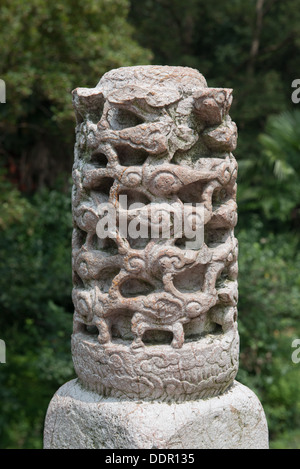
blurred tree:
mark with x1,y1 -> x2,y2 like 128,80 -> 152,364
258,110 -> 300,222
129,0 -> 300,223
0,173 -> 74,448
237,110 -> 300,227
237,222 -> 300,439
0,0 -> 151,191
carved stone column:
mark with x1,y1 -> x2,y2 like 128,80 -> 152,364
44,66 -> 269,449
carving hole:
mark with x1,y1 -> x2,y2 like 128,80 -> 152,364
142,330 -> 173,345
92,235 -> 119,255
185,320 -> 223,337
173,264 -> 206,293
183,316 -> 216,340
128,236 -> 150,250
118,189 -> 151,208
91,177 -> 115,196
110,310 -> 135,341
118,189 -> 151,249
72,227 -> 87,249
110,108 -> 144,130
174,237 -> 186,249
175,235 -> 199,250
75,111 -> 84,125
90,151 -> 108,168
216,268 -> 229,289
116,145 -> 148,167
120,278 -> 155,298
170,150 -> 183,165
205,228 -> 230,247
88,98 -> 104,124
85,325 -> 99,335
177,180 -> 204,205
99,267 -> 121,293
76,97 -> 104,125
212,323 -> 223,335
72,271 -> 84,288
212,187 -> 230,210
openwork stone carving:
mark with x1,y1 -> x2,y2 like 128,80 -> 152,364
71,66 -> 239,401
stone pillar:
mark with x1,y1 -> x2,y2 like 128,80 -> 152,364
44,66 -> 269,449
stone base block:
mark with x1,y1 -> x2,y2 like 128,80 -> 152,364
43,379 -> 269,449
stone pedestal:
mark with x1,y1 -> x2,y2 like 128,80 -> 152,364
44,379 -> 268,449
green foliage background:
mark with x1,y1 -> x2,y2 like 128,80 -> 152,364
0,0 -> 300,449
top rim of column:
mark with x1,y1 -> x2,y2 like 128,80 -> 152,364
96,65 -> 207,93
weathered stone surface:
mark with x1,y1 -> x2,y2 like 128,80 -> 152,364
43,379 -> 269,449
70,65 -> 239,400
44,65 -> 269,450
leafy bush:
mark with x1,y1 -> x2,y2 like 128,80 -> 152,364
238,111 -> 300,224
0,174 -> 75,448
0,0 -> 151,190
236,218 -> 300,439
